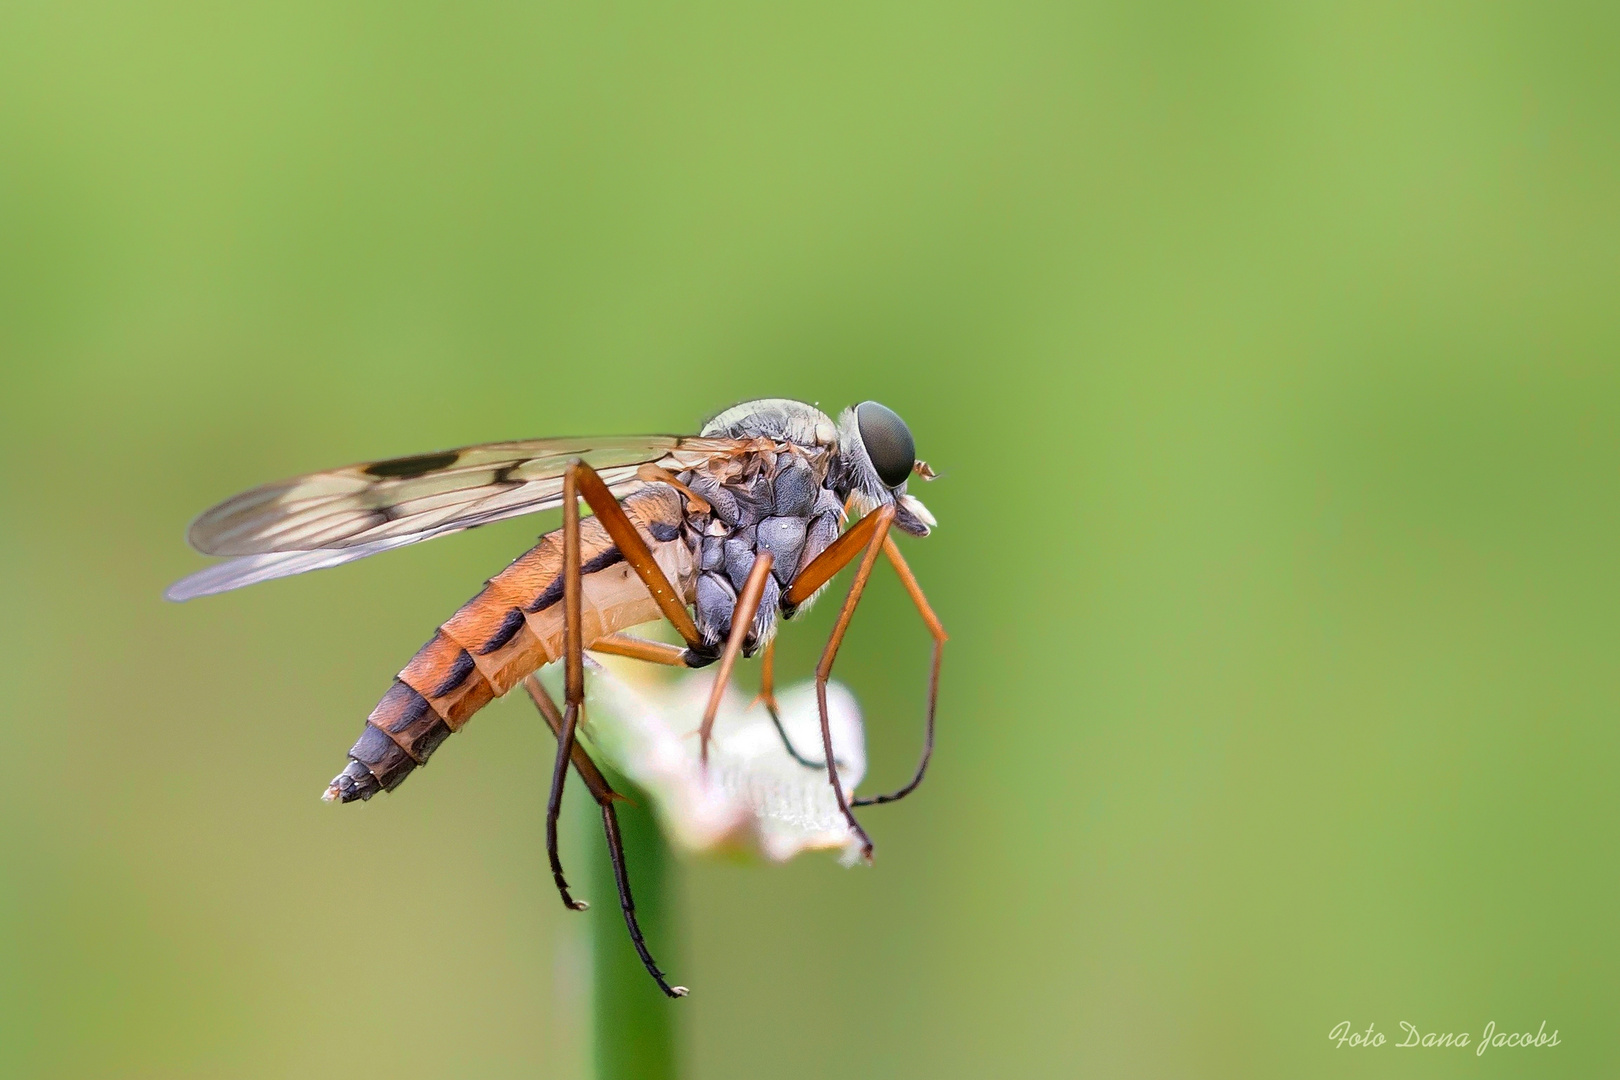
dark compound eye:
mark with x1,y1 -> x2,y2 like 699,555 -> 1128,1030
855,401 -> 916,488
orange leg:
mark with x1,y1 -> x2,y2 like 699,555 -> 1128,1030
782,501 -> 893,610
698,552 -> 775,765
573,464 -> 702,648
543,466 -> 589,911
852,536 -> 946,806
589,633 -> 693,667
637,463 -> 712,515
754,637 -> 833,770
785,504 -> 897,862
523,676 -> 686,998
757,634 -> 779,712
525,675 -> 617,799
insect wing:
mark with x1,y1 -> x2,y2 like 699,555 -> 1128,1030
168,435 -> 746,601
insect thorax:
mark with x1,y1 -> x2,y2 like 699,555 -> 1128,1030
680,401 -> 848,652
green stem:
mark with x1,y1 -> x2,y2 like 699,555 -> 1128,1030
583,786 -> 681,1080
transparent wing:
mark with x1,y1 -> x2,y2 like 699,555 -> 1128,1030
167,435 -> 747,601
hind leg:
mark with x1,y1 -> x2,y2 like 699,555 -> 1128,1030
542,465 -> 590,911
543,461 -> 712,912
523,675 -> 687,998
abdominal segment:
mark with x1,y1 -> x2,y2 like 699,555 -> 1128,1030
325,483 -> 696,802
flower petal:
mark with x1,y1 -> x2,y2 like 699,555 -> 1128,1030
540,657 -> 867,862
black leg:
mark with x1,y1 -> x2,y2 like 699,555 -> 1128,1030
523,675 -> 687,998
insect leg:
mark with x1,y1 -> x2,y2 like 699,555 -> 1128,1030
524,676 -> 687,996
787,504 -> 897,863
543,465 -> 590,911
597,792 -> 688,998
852,535 -> 946,807
522,676 -> 688,998
636,463 -> 712,514
781,502 -> 894,611
594,627 -> 831,769
595,625 -> 835,769
571,462 -> 705,653
697,552 -> 774,765
588,633 -> 695,667
546,457 -> 713,912
754,637 -> 832,770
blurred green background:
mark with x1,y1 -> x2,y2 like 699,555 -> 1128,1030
2,1 -> 1616,1076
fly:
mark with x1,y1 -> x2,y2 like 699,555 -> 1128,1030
169,398 -> 946,997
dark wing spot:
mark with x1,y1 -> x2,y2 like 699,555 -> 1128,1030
364,450 -> 461,479
648,520 -> 680,542
433,648 -> 479,694
476,609 -> 526,655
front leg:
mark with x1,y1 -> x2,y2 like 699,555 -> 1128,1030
852,535 -> 946,807
783,504 -> 897,863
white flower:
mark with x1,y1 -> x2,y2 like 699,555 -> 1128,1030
540,656 -> 868,864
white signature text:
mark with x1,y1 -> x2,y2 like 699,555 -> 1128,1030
1329,1021 -> 1560,1056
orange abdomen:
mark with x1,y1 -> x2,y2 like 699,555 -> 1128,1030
325,485 -> 693,802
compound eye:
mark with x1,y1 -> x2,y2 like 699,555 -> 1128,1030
855,401 -> 916,488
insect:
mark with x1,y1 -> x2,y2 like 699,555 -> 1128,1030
169,398 -> 946,997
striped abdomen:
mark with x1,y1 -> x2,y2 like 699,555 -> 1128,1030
325,484 -> 695,802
